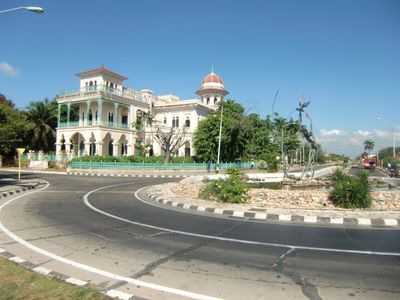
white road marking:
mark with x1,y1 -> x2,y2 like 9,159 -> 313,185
0,181 -> 221,300
330,217 -> 344,224
278,214 -> 292,222
357,218 -> 371,226
66,277 -> 88,286
214,208 -> 224,215
10,256 -> 25,263
33,266 -> 52,275
384,219 -> 398,226
254,213 -> 267,220
233,211 -> 245,218
304,215 -> 317,223
106,289 -> 133,300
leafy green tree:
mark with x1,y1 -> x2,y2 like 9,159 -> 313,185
25,98 -> 58,152
241,113 -> 274,160
0,93 -> 15,107
194,100 -> 247,162
0,103 -> 31,161
378,146 -> 400,165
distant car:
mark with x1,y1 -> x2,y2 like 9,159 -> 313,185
389,164 -> 399,178
351,163 -> 359,168
390,168 -> 399,178
369,160 -> 376,169
363,160 -> 376,169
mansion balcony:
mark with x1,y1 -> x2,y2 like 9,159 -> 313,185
57,85 -> 152,104
58,120 -> 130,130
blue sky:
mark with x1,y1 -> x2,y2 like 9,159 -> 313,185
1,0 -> 399,157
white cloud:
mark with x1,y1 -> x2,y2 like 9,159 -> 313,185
319,129 -> 348,137
373,129 -> 390,138
354,130 -> 372,137
315,126 -> 399,157
0,61 -> 19,77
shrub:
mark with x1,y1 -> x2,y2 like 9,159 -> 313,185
329,168 -> 372,208
171,156 -> 194,163
200,168 -> 248,203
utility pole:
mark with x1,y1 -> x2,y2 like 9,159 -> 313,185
217,104 -> 223,172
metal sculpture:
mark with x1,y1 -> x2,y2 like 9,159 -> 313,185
296,96 -> 318,179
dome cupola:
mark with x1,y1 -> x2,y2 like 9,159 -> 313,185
196,70 -> 228,106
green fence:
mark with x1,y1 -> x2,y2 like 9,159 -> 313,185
69,161 -> 255,170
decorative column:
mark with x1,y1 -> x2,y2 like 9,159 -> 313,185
86,100 -> 91,126
55,143 -> 63,160
126,144 -> 133,156
38,150 -> 44,161
55,143 -> 62,155
57,104 -> 61,127
112,142 -> 119,157
28,150 -> 35,161
67,102 -> 71,127
84,142 -> 91,156
95,142 -> 103,156
97,99 -> 103,126
114,103 -> 119,127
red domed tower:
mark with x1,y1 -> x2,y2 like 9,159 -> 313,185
196,70 -> 229,106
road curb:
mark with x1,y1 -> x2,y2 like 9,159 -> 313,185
145,188 -> 400,228
0,182 -> 41,200
0,248 -> 135,300
67,171 -> 192,178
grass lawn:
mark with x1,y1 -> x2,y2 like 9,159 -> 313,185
0,256 -> 111,300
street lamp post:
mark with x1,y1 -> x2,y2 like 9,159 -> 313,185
376,117 -> 396,158
0,6 -> 44,14
216,104 -> 224,173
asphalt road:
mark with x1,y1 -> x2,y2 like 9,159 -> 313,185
1,171 -> 399,300
347,166 -> 388,177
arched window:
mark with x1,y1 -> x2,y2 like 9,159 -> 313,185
185,118 -> 190,127
108,141 -> 113,156
214,97 -> 217,104
184,141 -> 190,157
172,117 -> 176,128
176,116 -> 179,128
207,97 -> 210,105
164,116 -> 167,124
88,109 -> 93,125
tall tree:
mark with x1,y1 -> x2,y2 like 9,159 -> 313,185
194,100 -> 247,162
153,124 -> 187,163
0,103 -> 30,161
25,98 -> 58,152
0,93 -> 15,107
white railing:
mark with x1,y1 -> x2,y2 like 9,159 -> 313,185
58,85 -> 147,103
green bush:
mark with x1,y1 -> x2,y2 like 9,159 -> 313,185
13,158 -> 29,167
329,168 -> 372,209
171,156 -> 194,163
200,168 -> 248,203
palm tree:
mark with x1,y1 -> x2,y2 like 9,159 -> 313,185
363,139 -> 375,155
26,98 -> 58,152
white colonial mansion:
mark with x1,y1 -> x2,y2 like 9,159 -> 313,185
55,66 -> 228,158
